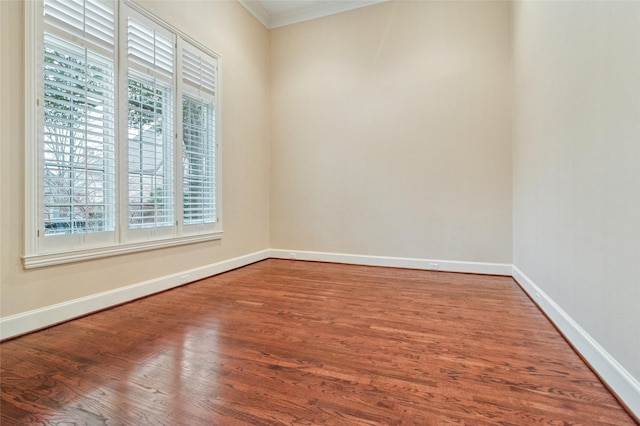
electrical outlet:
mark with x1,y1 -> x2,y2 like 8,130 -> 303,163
428,262 -> 439,270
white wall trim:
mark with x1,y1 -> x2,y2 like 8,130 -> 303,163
512,265 -> 640,419
239,0 -> 388,29
22,232 -> 224,269
238,0 -> 270,28
0,250 -> 511,340
0,249 -> 270,341
268,0 -> 388,29
269,249 -> 513,276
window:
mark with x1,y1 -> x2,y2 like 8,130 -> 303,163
182,94 -> 216,225
24,0 -> 221,268
43,32 -> 116,236
126,14 -> 175,232
181,45 -> 218,226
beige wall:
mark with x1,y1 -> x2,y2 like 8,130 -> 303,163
512,1 -> 640,381
269,1 -> 512,262
0,0 -> 271,317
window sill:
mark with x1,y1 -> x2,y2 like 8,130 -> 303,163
22,231 -> 223,269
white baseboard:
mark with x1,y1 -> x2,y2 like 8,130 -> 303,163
512,265 -> 640,419
0,249 -> 508,341
0,249 -> 270,341
269,249 -> 513,276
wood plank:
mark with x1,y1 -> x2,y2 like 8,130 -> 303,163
0,259 -> 635,424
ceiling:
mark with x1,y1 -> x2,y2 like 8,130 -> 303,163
239,0 -> 389,29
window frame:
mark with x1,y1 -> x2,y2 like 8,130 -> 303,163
23,0 -> 222,269
37,27 -> 117,251
121,8 -> 177,243
178,39 -> 220,236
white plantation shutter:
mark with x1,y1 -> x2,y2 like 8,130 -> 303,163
127,16 -> 174,81
182,95 -> 216,224
126,13 -> 175,230
42,0 -> 116,236
183,48 -> 216,96
181,43 -> 218,226
26,1 -> 223,266
44,0 -> 115,53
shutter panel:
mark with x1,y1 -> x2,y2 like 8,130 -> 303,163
127,71 -> 175,229
127,16 -> 174,81
182,94 -> 216,225
181,42 -> 217,226
42,1 -> 116,236
182,48 -> 217,96
44,0 -> 115,52
126,12 -> 175,230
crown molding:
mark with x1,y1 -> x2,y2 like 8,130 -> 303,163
239,0 -> 271,28
240,0 -> 389,29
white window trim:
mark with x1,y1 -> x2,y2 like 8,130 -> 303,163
121,8 -> 177,243
23,232 -> 222,269
23,0 -> 223,270
178,38 -> 220,236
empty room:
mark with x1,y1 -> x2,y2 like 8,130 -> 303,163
1,0 -> 638,424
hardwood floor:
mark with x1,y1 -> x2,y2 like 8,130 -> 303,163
1,259 -> 635,425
